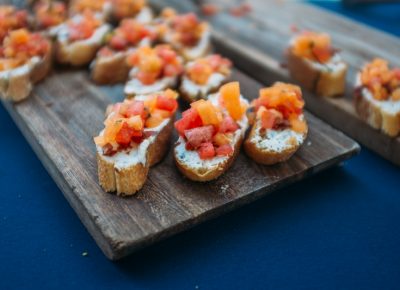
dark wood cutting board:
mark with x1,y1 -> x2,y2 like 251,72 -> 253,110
1,66 -> 359,260
148,0 -> 400,166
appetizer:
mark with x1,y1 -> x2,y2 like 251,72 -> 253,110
244,82 -> 308,165
354,58 -> 400,137
180,54 -> 232,103
0,5 -> 30,43
124,45 -> 183,97
69,0 -> 153,23
287,31 -> 347,98
55,11 -> 111,66
108,0 -> 153,23
0,29 -> 52,102
69,0 -> 109,20
161,12 -> 211,61
33,0 -> 67,32
91,19 -> 157,84
174,82 -> 249,181
94,89 -> 179,196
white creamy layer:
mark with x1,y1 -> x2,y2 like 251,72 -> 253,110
0,56 -> 40,80
97,116 -> 169,169
249,119 -> 305,153
174,93 -> 249,169
356,74 -> 400,115
124,68 -> 177,95
57,16 -> 111,45
183,29 -> 210,60
181,72 -> 226,99
134,6 -> 153,24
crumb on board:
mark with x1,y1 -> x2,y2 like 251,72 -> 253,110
220,184 -> 229,194
229,2 -> 252,17
307,141 -> 312,146
82,251 -> 88,257
200,4 -> 220,16
290,24 -> 299,33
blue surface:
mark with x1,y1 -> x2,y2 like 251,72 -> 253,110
1,3 -> 400,290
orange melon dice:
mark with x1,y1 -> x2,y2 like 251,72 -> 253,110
127,115 -> 143,130
290,118 -> 307,133
145,115 -> 163,128
191,99 -> 220,126
220,82 -> 243,120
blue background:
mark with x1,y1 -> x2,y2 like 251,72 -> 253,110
1,2 -> 400,289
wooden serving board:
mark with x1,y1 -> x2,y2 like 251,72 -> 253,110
149,0 -> 400,166
2,66 -> 359,260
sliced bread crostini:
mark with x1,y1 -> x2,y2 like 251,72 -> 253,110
55,11 -> 111,67
180,54 -> 232,103
174,82 -> 249,181
354,58 -> 400,137
94,89 -> 179,196
159,12 -> 211,61
244,82 -> 308,165
0,29 -> 52,102
91,19 -> 157,84
124,45 -> 183,97
287,31 -> 347,98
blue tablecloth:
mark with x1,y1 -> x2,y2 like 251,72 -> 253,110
1,2 -> 400,289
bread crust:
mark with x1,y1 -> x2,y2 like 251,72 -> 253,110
97,117 -> 174,196
244,121 -> 308,165
91,52 -> 130,85
174,135 -> 244,182
287,48 -> 347,98
354,86 -> 400,137
0,42 -> 52,102
55,24 -> 110,67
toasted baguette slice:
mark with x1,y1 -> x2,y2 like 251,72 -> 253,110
91,51 -> 131,85
0,43 -> 52,102
179,54 -> 232,103
124,70 -> 178,98
354,74 -> 400,137
97,117 -> 174,196
287,46 -> 347,98
91,36 -> 152,85
174,93 -> 249,182
244,117 -> 308,165
55,20 -> 111,67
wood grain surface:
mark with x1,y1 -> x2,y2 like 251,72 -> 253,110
148,0 -> 400,165
2,0 -> 360,260
2,66 -> 359,260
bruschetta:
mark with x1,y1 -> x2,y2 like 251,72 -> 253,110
55,11 -> 111,66
0,5 -> 30,43
33,0 -> 67,32
91,19 -> 156,84
0,29 -> 52,102
69,0 -> 153,24
180,54 -> 232,103
94,89 -> 179,196
108,0 -> 153,24
174,82 -> 249,181
354,58 -> 400,137
287,31 -> 347,98
160,12 -> 211,61
244,82 -> 308,165
124,45 -> 183,97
